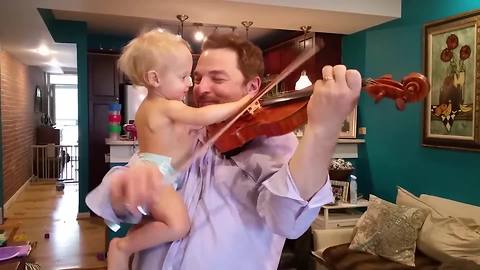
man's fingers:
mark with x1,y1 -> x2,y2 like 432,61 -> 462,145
333,65 -> 347,85
110,171 -> 124,200
322,65 -> 334,81
125,167 -> 143,214
345,69 -> 362,93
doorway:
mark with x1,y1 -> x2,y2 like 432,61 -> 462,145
48,74 -> 79,183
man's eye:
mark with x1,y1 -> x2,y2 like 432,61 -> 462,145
212,78 -> 225,83
193,77 -> 201,84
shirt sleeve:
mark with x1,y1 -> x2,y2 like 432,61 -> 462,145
257,163 -> 334,239
230,133 -> 335,239
85,166 -> 142,231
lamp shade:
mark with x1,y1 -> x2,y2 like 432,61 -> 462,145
295,70 -> 312,90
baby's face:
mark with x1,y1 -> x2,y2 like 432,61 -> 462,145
157,45 -> 193,101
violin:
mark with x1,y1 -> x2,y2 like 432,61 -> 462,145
208,72 -> 429,153
174,44 -> 430,172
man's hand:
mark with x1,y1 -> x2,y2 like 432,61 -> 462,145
307,65 -> 362,134
289,65 -> 361,200
110,161 -> 164,218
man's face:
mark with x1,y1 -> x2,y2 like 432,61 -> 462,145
193,48 -> 249,107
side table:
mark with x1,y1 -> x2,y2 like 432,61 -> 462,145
312,199 -> 369,230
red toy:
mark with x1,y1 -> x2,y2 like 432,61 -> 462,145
123,123 -> 137,141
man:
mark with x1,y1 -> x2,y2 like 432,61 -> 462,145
86,32 -> 361,269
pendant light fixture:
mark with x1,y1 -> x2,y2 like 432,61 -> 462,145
193,23 -> 205,42
295,25 -> 312,91
176,14 -> 189,38
241,21 -> 253,40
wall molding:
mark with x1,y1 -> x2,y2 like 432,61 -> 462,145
77,212 -> 91,219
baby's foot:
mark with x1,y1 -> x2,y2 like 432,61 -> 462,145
108,238 -> 130,270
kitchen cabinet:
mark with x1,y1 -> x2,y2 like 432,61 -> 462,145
263,32 -> 342,91
88,52 -> 123,191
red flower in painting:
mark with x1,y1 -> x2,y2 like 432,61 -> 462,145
460,45 -> 471,60
446,34 -> 459,49
440,48 -> 453,62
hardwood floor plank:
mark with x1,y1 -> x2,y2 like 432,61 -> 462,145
4,183 -> 106,270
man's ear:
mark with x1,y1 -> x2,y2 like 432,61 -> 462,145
145,70 -> 161,88
245,76 -> 261,96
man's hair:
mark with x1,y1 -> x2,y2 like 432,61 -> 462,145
202,32 -> 264,84
118,28 -> 190,86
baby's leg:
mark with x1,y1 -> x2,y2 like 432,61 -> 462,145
107,184 -> 190,269
108,237 -> 130,270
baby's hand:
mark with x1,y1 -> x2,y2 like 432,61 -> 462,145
239,93 -> 254,104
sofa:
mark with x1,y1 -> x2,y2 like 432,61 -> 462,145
311,187 -> 480,270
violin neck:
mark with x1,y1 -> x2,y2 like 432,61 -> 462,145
361,78 -> 373,88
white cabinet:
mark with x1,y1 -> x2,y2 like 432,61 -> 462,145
105,138 -> 138,164
312,199 -> 368,230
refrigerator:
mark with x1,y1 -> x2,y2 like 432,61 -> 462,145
123,84 -> 148,123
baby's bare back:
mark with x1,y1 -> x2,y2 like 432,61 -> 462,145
135,98 -> 198,168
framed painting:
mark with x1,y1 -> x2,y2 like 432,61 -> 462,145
339,106 -> 357,139
423,10 -> 480,151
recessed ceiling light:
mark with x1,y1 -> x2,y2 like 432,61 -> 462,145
37,45 -> 50,56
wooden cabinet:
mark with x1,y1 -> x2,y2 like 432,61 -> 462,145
88,52 -> 123,191
36,127 -> 60,145
263,32 -> 342,91
89,53 -> 121,97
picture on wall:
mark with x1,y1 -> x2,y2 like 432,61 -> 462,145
339,106 -> 357,139
423,10 -> 480,151
34,85 -> 43,113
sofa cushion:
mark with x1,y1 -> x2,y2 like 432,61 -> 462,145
419,194 -> 480,224
396,186 -> 442,218
349,195 -> 428,267
396,186 -> 480,265
417,215 -> 480,265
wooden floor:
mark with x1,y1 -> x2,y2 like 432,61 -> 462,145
4,182 -> 107,270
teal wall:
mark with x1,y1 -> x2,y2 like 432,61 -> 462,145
343,0 -> 480,205
39,9 -> 89,213
0,50 -> 3,213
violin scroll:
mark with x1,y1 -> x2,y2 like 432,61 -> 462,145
363,72 -> 430,111
401,72 -> 430,103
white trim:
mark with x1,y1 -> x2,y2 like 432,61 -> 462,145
4,177 -> 31,216
77,212 -> 91,219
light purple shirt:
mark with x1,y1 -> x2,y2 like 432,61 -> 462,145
86,133 -> 334,270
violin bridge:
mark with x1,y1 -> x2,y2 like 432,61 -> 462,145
247,100 -> 261,115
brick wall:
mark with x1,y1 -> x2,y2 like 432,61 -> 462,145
0,50 -> 45,202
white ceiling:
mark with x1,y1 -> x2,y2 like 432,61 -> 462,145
0,0 -> 401,73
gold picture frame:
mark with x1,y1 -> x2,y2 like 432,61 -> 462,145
423,10 -> 480,151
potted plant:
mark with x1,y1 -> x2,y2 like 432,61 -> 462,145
328,158 -> 354,181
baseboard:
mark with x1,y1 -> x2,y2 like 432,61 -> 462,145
4,177 -> 31,216
77,212 -> 91,219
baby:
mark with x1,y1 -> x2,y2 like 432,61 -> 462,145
107,29 -> 251,270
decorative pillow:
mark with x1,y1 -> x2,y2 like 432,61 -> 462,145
349,195 -> 428,267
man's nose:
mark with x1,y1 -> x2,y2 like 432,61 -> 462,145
194,77 -> 211,95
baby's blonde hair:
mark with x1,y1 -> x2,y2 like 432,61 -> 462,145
118,28 -> 190,86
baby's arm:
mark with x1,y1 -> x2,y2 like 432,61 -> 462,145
163,94 -> 252,126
